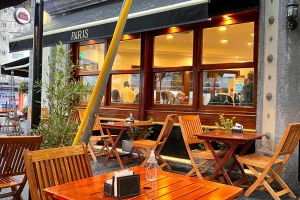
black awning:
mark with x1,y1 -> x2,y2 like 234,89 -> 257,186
0,0 -> 27,10
9,0 -> 208,52
1,57 -> 29,77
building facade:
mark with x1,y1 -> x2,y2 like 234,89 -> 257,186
8,0 -> 300,193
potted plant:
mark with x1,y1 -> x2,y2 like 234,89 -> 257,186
215,114 -> 235,150
122,118 -> 154,152
35,42 -> 90,149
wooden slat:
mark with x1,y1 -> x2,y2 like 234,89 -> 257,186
196,185 -> 243,200
155,183 -> 208,200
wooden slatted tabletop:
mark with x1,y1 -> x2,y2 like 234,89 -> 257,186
43,166 -> 243,200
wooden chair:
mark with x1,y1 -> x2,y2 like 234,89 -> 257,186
24,143 -> 93,200
132,114 -> 177,169
0,135 -> 42,199
78,110 -> 117,163
179,115 -> 227,179
238,123 -> 300,200
27,107 -> 49,121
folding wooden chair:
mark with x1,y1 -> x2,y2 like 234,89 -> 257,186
179,115 -> 227,179
238,123 -> 300,200
78,110 -> 117,163
0,135 -> 42,199
132,114 -> 176,169
24,143 -> 93,200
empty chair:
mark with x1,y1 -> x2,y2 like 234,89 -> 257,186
0,135 -> 42,199
132,114 -> 176,169
78,110 -> 118,163
24,143 -> 92,200
179,115 -> 226,179
238,123 -> 300,199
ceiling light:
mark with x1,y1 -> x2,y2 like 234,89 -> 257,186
248,42 -> 253,46
221,40 -> 228,43
251,33 -> 254,37
167,35 -> 173,39
219,26 -> 227,31
223,15 -> 230,19
236,56 -> 239,59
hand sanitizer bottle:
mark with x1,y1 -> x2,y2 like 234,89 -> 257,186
146,150 -> 158,182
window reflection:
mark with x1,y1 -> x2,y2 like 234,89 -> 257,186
111,74 -> 140,103
80,76 -> 105,103
203,69 -> 254,107
79,43 -> 105,71
154,72 -> 193,105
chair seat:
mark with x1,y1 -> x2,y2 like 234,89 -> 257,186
90,135 -> 118,141
132,139 -> 159,149
0,177 -> 21,189
238,153 -> 282,168
191,150 -> 227,160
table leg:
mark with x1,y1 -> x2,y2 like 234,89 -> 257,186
207,141 -> 238,185
103,129 -> 125,169
226,141 -> 253,186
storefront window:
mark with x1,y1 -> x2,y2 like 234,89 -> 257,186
112,38 -> 140,70
80,76 -> 105,103
203,22 -> 254,64
111,74 -> 140,103
154,71 -> 193,105
203,68 -> 254,107
79,43 -> 105,71
154,31 -> 193,68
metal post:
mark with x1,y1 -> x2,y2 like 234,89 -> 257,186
73,0 -> 132,145
31,0 -> 44,130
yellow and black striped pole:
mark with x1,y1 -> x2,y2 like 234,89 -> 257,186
73,0 -> 132,146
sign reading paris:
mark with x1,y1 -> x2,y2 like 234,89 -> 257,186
14,8 -> 31,25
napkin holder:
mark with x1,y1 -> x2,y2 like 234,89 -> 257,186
104,174 -> 140,199
231,125 -> 243,133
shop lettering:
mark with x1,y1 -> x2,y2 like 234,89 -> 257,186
71,29 -> 89,41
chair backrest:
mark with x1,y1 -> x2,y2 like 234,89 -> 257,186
178,115 -> 205,144
155,114 -> 177,149
79,110 -> 105,135
68,109 -> 81,126
273,124 -> 300,160
27,107 -> 48,121
24,143 -> 93,200
0,135 -> 42,177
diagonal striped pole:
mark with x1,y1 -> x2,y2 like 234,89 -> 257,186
72,0 -> 132,146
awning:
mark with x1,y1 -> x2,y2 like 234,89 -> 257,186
1,57 -> 29,77
9,0 -> 208,52
0,0 -> 27,10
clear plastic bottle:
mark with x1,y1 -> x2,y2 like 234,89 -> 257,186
146,150 -> 158,182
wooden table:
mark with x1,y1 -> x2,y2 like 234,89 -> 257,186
43,166 -> 243,200
101,122 -> 153,169
194,130 -> 265,187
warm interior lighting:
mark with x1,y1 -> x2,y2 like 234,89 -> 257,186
248,42 -> 253,46
169,26 -> 180,33
87,40 -> 96,45
236,56 -> 239,59
220,40 -> 228,43
166,35 -> 173,39
251,33 -> 254,37
219,26 -> 227,31
223,15 -> 230,19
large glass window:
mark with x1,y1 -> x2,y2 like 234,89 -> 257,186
154,31 -> 193,68
203,68 -> 254,107
203,22 -> 254,64
112,39 -> 140,70
154,72 -> 193,105
79,43 -> 105,71
110,37 -> 141,104
111,74 -> 140,103
80,76 -> 105,103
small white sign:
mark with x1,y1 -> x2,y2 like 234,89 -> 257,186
13,8 -> 31,25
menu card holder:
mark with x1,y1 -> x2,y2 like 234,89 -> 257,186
104,174 -> 140,199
